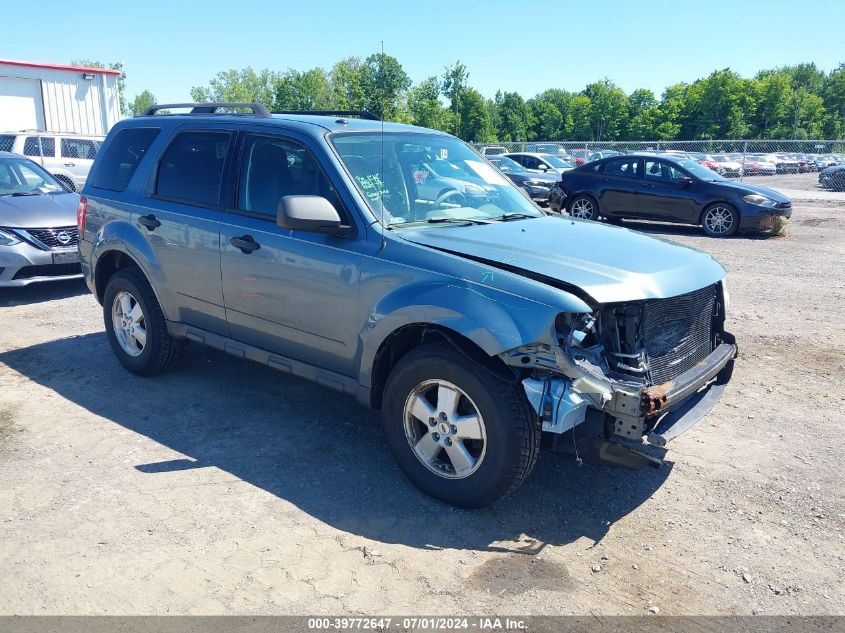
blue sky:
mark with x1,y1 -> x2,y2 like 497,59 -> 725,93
4,0 -> 844,104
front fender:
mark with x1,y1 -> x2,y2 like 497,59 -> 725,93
357,277 -> 590,389
91,220 -> 176,320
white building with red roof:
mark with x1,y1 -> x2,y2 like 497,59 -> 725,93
0,59 -> 121,135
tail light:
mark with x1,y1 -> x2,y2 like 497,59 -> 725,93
76,196 -> 88,233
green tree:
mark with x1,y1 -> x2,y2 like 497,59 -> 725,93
330,57 -> 367,111
493,91 -> 533,141
190,67 -> 278,107
753,72 -> 794,137
528,98 -> 563,140
442,61 -> 469,136
274,68 -> 332,110
822,63 -> 845,138
569,95 -> 593,140
129,90 -> 157,117
72,59 -> 127,116
583,79 -> 628,141
407,77 -> 451,131
695,69 -> 755,138
625,88 -> 658,140
360,53 -> 411,121
457,88 -> 495,142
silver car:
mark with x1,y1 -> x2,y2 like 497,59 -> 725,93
0,151 -> 82,287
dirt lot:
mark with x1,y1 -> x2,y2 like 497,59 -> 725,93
1,197 -> 843,616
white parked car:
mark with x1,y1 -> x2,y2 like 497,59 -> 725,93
0,131 -> 104,192
503,152 -> 575,175
705,155 -> 743,177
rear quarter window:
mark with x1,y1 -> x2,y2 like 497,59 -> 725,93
0,135 -> 14,152
92,128 -> 161,192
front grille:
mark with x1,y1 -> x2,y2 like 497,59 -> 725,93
25,227 -> 79,249
12,263 -> 82,280
776,201 -> 792,210
642,285 -> 716,385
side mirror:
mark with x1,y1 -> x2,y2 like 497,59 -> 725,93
537,164 -> 548,171
277,196 -> 349,236
678,176 -> 694,186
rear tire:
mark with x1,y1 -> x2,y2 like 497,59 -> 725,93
701,203 -> 739,237
103,268 -> 183,375
382,342 -> 540,508
567,195 -> 599,221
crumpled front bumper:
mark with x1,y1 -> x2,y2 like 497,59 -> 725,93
522,332 -> 737,450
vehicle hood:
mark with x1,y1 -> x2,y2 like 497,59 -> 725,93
712,180 -> 792,202
396,215 -> 726,304
821,165 -> 845,174
0,192 -> 80,228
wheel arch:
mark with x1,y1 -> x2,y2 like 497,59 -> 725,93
368,323 -> 516,410
94,249 -> 142,303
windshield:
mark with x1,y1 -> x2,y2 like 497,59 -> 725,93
331,132 -> 543,227
676,159 -> 727,181
540,154 -> 573,168
488,156 -> 527,174
0,157 -> 66,196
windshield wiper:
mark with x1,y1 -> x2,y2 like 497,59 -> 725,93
426,217 -> 492,226
490,212 -> 540,222
8,191 -> 40,197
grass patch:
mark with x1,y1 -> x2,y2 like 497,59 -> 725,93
772,215 -> 788,237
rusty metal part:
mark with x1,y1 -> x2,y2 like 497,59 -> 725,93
641,381 -> 674,415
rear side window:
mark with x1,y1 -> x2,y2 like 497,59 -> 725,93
23,136 -> 55,157
155,131 -> 230,206
0,135 -> 13,152
61,138 -> 98,160
605,158 -> 639,178
92,128 -> 160,192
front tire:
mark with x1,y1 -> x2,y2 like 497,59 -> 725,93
382,342 -> 540,508
103,268 -> 183,375
567,195 -> 599,221
701,203 -> 739,237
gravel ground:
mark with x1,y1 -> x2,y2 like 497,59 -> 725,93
0,197 -> 843,616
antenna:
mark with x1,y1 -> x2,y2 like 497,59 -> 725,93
380,40 -> 386,249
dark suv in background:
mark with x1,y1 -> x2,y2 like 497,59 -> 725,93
78,103 -> 736,507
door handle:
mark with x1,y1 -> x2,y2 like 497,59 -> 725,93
64,162 -> 76,167
138,214 -> 161,231
230,234 -> 261,254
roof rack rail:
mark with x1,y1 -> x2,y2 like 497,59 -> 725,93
139,102 -> 272,117
273,109 -> 381,121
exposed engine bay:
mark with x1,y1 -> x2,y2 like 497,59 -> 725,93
502,281 -> 736,463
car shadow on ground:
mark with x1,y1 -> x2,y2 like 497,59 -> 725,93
0,333 -> 671,553
0,279 -> 88,307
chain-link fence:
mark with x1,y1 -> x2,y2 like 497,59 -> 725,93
473,139 -> 845,191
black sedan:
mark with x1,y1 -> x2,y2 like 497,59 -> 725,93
819,165 -> 845,191
486,155 -> 559,205
552,154 -> 792,237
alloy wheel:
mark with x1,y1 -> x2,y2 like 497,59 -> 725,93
570,197 -> 595,220
403,379 -> 487,479
703,206 -> 735,235
111,291 -> 147,357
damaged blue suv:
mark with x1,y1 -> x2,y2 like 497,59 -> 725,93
78,103 -> 736,507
